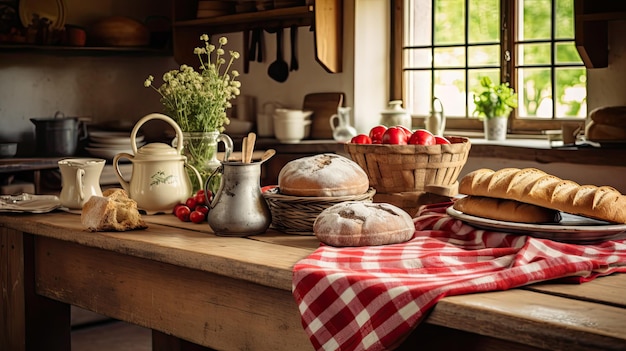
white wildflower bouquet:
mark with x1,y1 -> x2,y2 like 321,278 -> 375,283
145,34 -> 241,132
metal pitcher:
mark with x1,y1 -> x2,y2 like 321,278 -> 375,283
204,161 -> 271,237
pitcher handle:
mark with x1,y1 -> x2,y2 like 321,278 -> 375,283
75,168 -> 85,201
113,152 -> 134,193
130,113 -> 184,154
217,133 -> 233,163
204,165 -> 224,209
329,114 -> 339,131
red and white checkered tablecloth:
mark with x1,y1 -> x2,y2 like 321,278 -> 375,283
292,202 -> 626,351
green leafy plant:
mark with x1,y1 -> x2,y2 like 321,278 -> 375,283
145,34 -> 241,132
472,76 -> 518,119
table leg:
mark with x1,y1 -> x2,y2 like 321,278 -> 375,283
1,230 -> 71,351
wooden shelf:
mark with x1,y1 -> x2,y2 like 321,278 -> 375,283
0,44 -> 172,56
172,1 -> 342,73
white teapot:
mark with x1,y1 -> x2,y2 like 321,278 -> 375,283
113,113 -> 201,214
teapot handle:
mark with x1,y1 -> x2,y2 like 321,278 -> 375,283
113,152 -> 134,193
130,113 -> 184,154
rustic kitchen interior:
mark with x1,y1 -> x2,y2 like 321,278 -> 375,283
2,0 -> 626,350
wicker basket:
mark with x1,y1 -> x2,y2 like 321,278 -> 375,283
344,136 -> 471,194
262,187 -> 376,235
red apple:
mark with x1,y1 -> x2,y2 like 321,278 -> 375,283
408,129 -> 436,145
368,125 -> 387,144
435,136 -> 451,144
350,134 -> 372,144
382,127 -> 408,144
396,125 -> 413,139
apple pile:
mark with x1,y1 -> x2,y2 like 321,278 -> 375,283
172,189 -> 213,224
350,125 -> 450,145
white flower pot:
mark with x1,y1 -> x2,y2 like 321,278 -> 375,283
484,117 -> 508,141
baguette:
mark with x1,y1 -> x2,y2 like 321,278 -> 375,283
453,196 -> 561,223
458,168 -> 626,223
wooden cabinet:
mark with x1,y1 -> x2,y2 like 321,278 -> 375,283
575,0 -> 626,68
172,0 -> 342,73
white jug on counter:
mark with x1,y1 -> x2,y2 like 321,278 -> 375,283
58,158 -> 105,210
113,113 -> 202,214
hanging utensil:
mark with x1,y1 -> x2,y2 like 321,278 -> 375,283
267,28 -> 289,82
243,29 -> 250,73
257,29 -> 263,62
290,25 -> 299,71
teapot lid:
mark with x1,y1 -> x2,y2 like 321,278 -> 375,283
134,142 -> 183,160
381,100 -> 408,116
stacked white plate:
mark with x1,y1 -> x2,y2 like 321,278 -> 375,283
85,131 -> 145,160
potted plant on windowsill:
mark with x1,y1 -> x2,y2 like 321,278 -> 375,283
472,76 -> 518,141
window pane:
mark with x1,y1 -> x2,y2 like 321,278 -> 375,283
555,67 -> 587,118
555,0 -> 574,38
518,67 -> 552,118
556,42 -> 582,64
405,48 -> 432,69
520,0 -> 552,40
468,45 -> 500,67
518,43 -> 551,65
434,70 -> 466,117
468,0 -> 499,43
405,0 -> 433,46
468,69 -> 499,118
404,71 -> 432,116
434,0 -> 466,45
434,47 -> 466,68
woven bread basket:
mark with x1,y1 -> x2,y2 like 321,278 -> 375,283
262,187 -> 376,235
344,136 -> 471,194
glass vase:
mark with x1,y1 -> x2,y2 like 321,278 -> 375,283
177,131 -> 232,194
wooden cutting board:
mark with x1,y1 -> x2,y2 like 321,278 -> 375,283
303,92 -> 345,139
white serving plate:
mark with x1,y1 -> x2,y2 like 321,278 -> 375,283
446,206 -> 626,244
85,147 -> 133,160
89,132 -> 144,145
0,194 -> 61,213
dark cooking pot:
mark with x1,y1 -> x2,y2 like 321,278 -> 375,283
30,111 -> 88,156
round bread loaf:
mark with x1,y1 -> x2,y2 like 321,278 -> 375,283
278,154 -> 369,197
313,201 -> 414,247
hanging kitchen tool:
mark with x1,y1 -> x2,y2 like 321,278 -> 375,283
267,28 -> 289,82
243,29 -> 250,73
256,29 -> 263,62
290,25 -> 299,71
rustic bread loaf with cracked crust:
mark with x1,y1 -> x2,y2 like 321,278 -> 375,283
453,195 -> 561,223
458,168 -> 626,223
278,153 -> 369,197
313,201 -> 414,246
81,188 -> 148,231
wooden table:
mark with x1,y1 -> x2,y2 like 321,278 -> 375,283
1,212 -> 625,351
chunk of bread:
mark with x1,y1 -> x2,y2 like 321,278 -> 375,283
459,168 -> 626,223
278,153 -> 370,197
81,188 -> 148,232
453,195 -> 561,223
313,201 -> 414,247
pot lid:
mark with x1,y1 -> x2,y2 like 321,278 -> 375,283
134,142 -> 183,160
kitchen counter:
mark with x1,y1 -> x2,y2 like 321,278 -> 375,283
1,211 -> 625,350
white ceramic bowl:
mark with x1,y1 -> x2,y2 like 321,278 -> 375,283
274,117 -> 312,144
